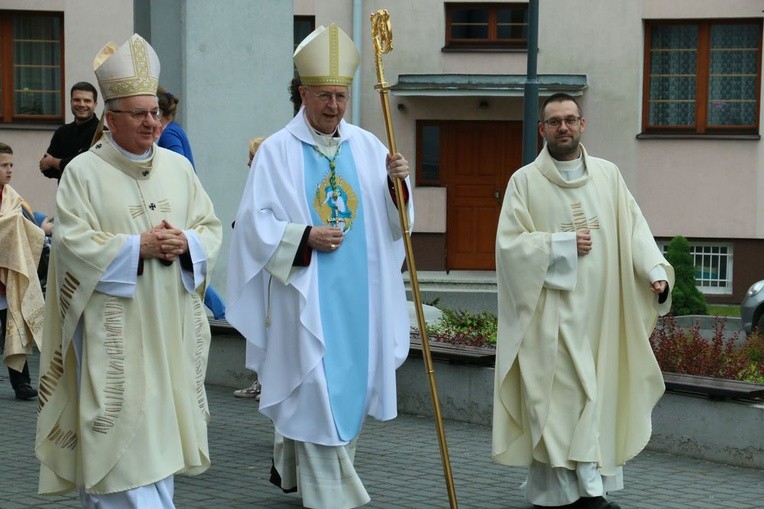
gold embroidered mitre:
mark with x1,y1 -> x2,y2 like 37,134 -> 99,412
294,24 -> 360,87
93,34 -> 160,101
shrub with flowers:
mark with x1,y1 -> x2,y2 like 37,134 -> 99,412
423,307 -> 764,383
649,315 -> 763,382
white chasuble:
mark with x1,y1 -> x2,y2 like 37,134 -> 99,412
227,109 -> 412,446
492,145 -> 674,475
36,134 -> 222,495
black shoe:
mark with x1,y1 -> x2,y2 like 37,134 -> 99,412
577,496 -> 620,509
533,502 -> 580,509
14,383 -> 38,401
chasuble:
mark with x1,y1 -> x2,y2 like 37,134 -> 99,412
227,110 -> 412,446
36,134 -> 221,494
492,145 -> 674,475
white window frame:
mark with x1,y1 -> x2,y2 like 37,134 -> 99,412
659,241 -> 733,295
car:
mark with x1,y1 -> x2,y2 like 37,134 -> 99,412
741,280 -> 764,334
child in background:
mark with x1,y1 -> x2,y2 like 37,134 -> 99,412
0,142 -> 45,400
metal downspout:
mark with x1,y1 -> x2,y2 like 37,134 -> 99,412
522,0 -> 540,164
352,0 -> 363,123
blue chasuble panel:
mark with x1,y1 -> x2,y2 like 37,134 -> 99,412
303,142 -> 369,441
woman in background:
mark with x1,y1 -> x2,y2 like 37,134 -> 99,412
157,86 -> 226,320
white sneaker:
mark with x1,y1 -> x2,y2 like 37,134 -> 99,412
233,381 -> 261,400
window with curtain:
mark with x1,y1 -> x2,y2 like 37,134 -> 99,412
642,19 -> 762,135
0,11 -> 63,123
445,3 -> 528,50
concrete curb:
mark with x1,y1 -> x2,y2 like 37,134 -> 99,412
397,357 -> 764,470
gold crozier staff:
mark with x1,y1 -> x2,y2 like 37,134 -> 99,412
370,9 -> 458,509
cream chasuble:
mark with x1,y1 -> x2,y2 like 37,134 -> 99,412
492,145 -> 674,475
0,184 -> 45,371
36,134 -> 222,495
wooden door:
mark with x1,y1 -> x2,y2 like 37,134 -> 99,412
443,121 -> 522,270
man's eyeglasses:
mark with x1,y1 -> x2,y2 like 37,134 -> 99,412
542,116 -> 581,128
309,90 -> 349,104
110,109 -> 162,121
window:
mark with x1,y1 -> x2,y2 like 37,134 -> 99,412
293,16 -> 315,115
417,122 -> 442,185
0,11 -> 64,123
293,16 -> 315,55
642,19 -> 762,135
445,3 -> 528,50
660,241 -> 733,294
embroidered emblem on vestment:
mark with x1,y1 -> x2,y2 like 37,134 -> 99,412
560,202 -> 600,232
313,173 -> 358,233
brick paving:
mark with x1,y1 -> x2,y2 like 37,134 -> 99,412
2,353 -> 762,508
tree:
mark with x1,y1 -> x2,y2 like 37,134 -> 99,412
665,236 -> 707,315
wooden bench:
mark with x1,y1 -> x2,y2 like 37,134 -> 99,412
662,372 -> 764,401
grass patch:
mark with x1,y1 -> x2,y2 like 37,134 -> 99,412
707,305 -> 740,317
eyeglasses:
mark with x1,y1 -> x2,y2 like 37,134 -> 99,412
308,90 -> 349,104
110,109 -> 162,121
542,116 -> 581,128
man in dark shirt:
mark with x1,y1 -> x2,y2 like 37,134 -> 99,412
39,81 -> 99,181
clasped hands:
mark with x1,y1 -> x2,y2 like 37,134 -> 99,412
577,228 -> 667,294
140,220 -> 188,262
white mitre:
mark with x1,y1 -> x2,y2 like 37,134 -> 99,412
294,24 -> 360,87
93,33 -> 160,101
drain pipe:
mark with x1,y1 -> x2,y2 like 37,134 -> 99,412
522,0 -> 539,164
352,0 -> 363,124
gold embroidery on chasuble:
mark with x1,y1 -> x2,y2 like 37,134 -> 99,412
129,205 -> 145,219
58,272 -> 80,319
560,202 -> 600,232
192,297 -> 209,418
312,173 -> 359,233
157,199 -> 171,213
47,422 -> 78,451
38,346 -> 64,412
91,232 -> 111,245
91,297 -> 126,435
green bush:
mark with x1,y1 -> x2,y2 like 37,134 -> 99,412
425,307 -> 497,347
665,236 -> 707,315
